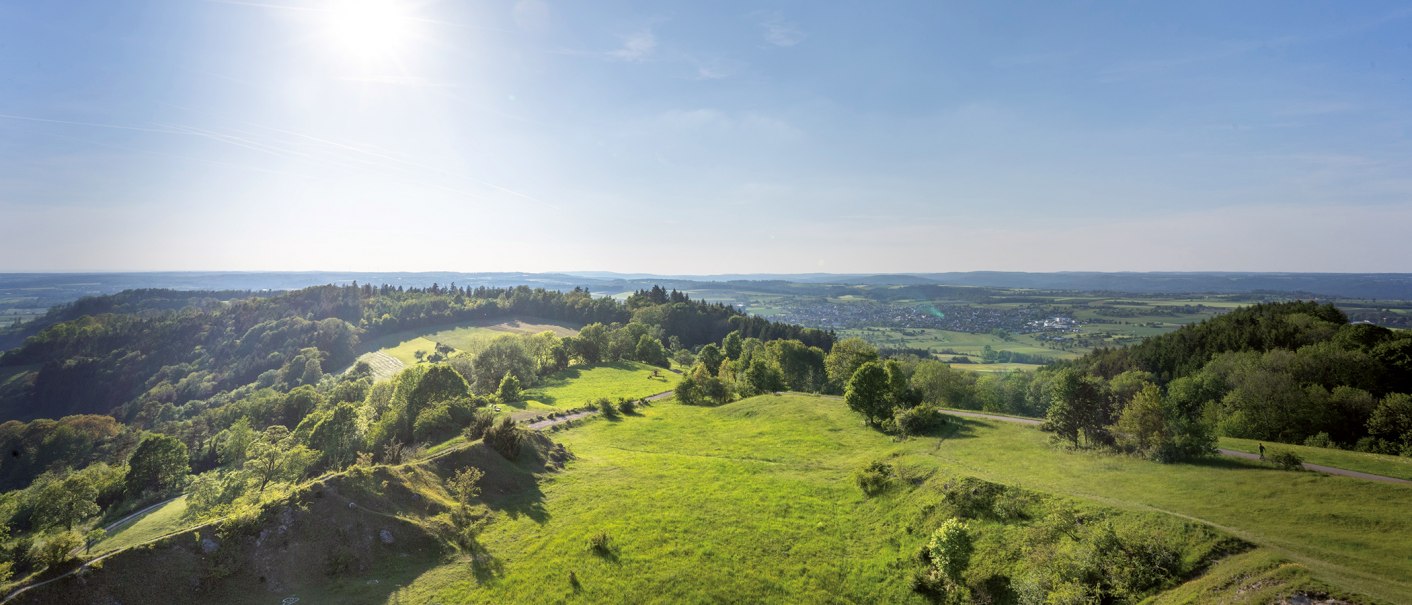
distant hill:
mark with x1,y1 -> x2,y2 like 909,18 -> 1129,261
3,271 -> 1412,344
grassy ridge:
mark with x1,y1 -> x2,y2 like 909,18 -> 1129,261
394,394 -> 1402,603
1220,437 -> 1412,482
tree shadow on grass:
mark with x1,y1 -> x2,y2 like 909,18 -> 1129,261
934,416 -> 982,441
1185,454 -> 1270,472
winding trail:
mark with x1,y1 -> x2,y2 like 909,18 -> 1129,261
940,408 -> 1412,485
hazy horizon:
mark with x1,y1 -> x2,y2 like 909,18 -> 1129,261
4,1 -> 1411,273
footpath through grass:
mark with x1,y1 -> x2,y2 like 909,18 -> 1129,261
89,497 -> 188,556
1220,436 -> 1412,482
393,394 -> 1412,603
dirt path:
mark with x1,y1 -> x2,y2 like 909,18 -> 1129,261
940,408 -> 1412,485
1215,448 -> 1412,484
524,389 -> 676,431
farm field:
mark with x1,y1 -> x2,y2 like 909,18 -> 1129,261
392,394 -> 1409,604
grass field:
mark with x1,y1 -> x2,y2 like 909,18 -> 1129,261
352,317 -> 580,374
90,497 -> 189,555
842,327 -> 1078,372
391,394 -> 1408,603
507,361 -> 679,418
1221,437 -> 1412,482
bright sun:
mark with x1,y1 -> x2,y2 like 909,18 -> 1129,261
320,0 -> 420,68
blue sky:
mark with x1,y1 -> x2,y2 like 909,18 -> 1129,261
2,1 -> 1410,273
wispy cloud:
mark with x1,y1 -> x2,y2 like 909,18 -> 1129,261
757,12 -> 805,47
608,30 -> 657,62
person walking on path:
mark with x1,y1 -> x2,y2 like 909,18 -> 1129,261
1259,443 -> 1265,460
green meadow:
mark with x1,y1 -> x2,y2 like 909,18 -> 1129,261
89,497 -> 190,556
391,394 -> 1410,604
1221,436 -> 1412,482
354,318 -> 580,369
507,361 -> 679,418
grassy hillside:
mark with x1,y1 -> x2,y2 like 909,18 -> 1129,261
388,395 -> 1397,603
351,317 -> 581,379
1220,436 -> 1412,482
15,433 -> 570,605
508,361 -> 678,416
20,394 -> 1406,603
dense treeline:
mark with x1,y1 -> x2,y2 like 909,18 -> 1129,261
896,301 -> 1412,459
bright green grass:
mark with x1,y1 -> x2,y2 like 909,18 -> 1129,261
842,327 -> 1078,362
358,318 -> 580,367
393,394 -> 1412,603
90,496 -> 189,555
959,362 -> 1045,373
921,418 -> 1412,603
1221,436 -> 1412,482
376,336 -> 441,365
513,361 -> 678,412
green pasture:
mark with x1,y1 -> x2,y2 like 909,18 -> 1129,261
90,497 -> 189,556
510,361 -> 678,415
1221,437 -> 1412,482
355,317 -> 580,369
393,394 -> 1408,603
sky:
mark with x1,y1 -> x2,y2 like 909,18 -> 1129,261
1,1 -> 1411,274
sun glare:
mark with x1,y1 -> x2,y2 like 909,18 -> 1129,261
320,0 -> 420,68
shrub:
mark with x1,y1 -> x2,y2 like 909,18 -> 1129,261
855,460 -> 894,496
485,417 -> 522,460
587,531 -> 612,555
618,399 -> 637,415
29,531 -> 82,569
464,408 -> 495,441
895,405 -> 945,436
1303,432 -> 1335,449
1268,449 -> 1304,471
596,398 -> 618,419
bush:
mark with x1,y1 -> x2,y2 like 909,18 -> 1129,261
587,531 -> 612,555
1303,432 -> 1335,449
30,531 -> 82,569
485,417 -> 522,460
618,398 -> 637,415
464,408 -> 495,441
855,460 -> 894,496
1268,449 -> 1304,470
895,405 -> 945,436
596,398 -> 618,419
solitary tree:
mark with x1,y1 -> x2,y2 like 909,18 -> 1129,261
447,466 -> 484,507
845,361 -> 893,426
